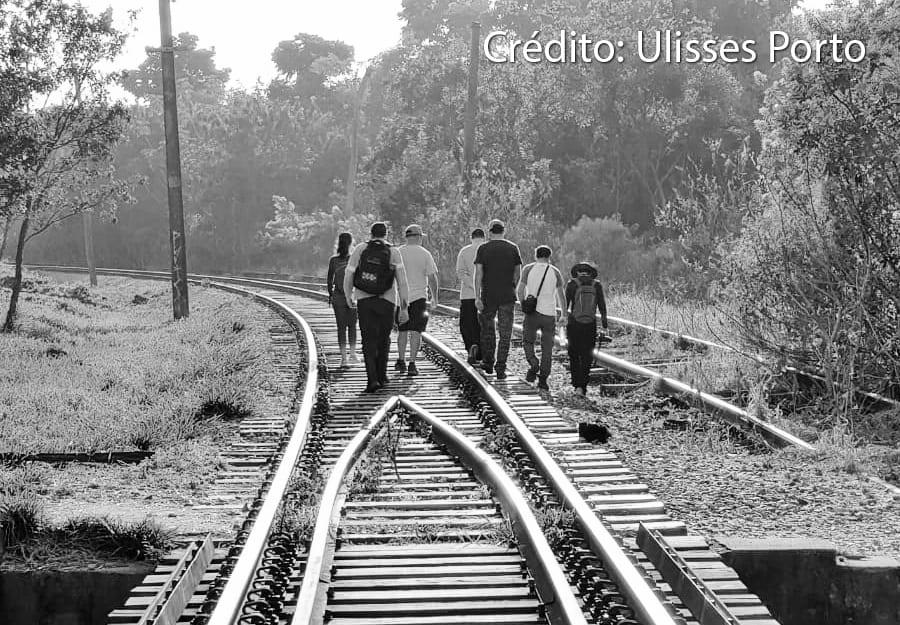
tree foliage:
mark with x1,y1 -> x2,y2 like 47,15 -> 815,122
725,1 -> 900,412
0,0 -> 134,331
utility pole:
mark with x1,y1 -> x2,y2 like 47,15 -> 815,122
83,213 -> 97,286
158,0 -> 189,319
345,67 -> 372,217
463,21 -> 481,194
75,81 -> 97,287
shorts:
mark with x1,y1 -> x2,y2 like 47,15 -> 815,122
397,297 -> 428,332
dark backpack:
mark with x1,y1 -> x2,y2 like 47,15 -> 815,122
333,257 -> 348,294
571,279 -> 597,323
353,240 -> 394,295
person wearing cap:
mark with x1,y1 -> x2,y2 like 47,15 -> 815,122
456,228 -> 485,364
517,245 -> 567,391
344,222 -> 410,393
394,223 -> 439,376
474,219 -> 522,380
565,261 -> 608,396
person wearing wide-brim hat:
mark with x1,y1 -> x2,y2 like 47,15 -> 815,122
564,261 -> 608,396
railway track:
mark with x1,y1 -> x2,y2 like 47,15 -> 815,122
28,265 -> 809,450
29,266 -> 779,625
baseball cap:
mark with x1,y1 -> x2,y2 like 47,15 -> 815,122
404,223 -> 423,236
488,219 -> 505,233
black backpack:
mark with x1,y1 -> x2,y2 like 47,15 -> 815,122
571,277 -> 598,323
352,240 -> 394,295
332,257 -> 348,294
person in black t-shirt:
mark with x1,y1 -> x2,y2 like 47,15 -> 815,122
474,219 -> 522,380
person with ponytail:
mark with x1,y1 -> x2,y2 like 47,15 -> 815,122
327,232 -> 359,368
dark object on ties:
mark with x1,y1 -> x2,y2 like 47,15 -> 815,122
578,421 -> 611,444
598,333 -> 612,345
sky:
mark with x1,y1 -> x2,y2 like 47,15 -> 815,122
80,0 -> 831,91
79,0 -> 406,89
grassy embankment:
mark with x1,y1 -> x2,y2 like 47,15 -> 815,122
603,286 -> 900,480
0,269 -> 285,564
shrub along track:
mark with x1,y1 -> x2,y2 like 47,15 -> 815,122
34,267 -> 778,625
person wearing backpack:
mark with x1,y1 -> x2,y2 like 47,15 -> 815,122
343,222 -> 409,393
565,261 -> 608,396
327,232 -> 359,369
516,245 -> 567,390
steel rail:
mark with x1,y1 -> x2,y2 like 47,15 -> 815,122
398,395 -> 587,625
436,287 -> 899,410
28,264 -> 812,449
290,399 -> 396,625
24,264 -> 898,409
423,332 -> 681,625
203,288 -> 319,625
291,395 -> 588,625
433,302 -> 813,451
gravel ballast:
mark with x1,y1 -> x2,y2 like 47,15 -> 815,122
428,314 -> 900,559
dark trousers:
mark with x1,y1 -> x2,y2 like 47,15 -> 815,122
357,297 -> 394,386
523,312 -> 556,381
459,299 -> 481,357
567,321 -> 596,389
480,302 -> 515,369
332,294 -> 357,347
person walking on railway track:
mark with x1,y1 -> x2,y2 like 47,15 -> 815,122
474,219 -> 522,380
327,232 -> 359,369
394,224 -> 439,376
517,245 -> 566,391
344,222 -> 409,393
456,228 -> 485,364
565,261 -> 608,396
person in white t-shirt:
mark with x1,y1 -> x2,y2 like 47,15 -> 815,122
516,245 -> 567,390
395,224 -> 439,376
455,228 -> 485,364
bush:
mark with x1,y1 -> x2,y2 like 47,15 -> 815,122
724,2 -> 900,419
558,215 -> 674,286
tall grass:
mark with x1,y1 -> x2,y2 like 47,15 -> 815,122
0,271 -> 280,454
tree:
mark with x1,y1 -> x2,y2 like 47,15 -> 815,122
725,1 -> 900,414
366,0 -> 762,232
268,33 -> 353,105
0,0 -> 133,331
121,32 -> 230,101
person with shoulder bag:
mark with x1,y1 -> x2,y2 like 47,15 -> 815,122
516,245 -> 567,391
343,222 -> 409,393
565,261 -> 608,396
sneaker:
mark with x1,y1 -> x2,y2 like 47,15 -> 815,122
578,386 -> 588,396
363,383 -> 381,393
482,362 -> 494,375
537,378 -> 550,391
467,345 -> 479,365
349,350 -> 360,363
394,359 -> 406,371
340,355 -> 348,369
496,366 -> 507,380
525,366 -> 538,384
407,362 -> 419,376
379,376 -> 391,387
